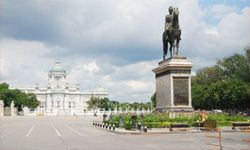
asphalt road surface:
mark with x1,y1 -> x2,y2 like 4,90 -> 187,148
0,116 -> 249,150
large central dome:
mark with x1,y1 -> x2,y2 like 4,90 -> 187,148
50,61 -> 65,73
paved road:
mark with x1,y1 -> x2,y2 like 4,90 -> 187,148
0,116 -> 249,150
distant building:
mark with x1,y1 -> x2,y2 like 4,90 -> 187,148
11,61 -> 108,115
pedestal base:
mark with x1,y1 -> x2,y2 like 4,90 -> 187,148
152,57 -> 194,114
155,106 -> 194,113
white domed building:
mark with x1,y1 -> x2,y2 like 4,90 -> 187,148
11,61 -> 108,115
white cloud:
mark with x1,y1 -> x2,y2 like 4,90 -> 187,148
126,80 -> 148,91
1,0 -> 249,103
0,38 -> 61,85
83,62 -> 99,73
66,58 -> 156,102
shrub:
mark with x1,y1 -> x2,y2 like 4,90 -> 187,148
124,117 -> 132,130
203,118 -> 217,129
207,114 -> 250,126
103,113 -> 250,129
144,122 -> 171,128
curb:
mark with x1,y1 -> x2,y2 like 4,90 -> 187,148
95,127 -> 246,135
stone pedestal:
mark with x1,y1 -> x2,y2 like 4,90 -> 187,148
152,57 -> 194,112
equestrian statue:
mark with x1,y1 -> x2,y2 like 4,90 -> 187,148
162,6 -> 181,59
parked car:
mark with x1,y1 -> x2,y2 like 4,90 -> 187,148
17,111 -> 24,116
212,109 -> 223,114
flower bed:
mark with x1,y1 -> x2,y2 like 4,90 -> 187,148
103,113 -> 250,130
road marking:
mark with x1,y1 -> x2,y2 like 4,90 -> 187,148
51,124 -> 61,137
66,125 -> 84,136
25,124 -> 36,137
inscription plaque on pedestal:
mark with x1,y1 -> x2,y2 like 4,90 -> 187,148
173,77 -> 189,106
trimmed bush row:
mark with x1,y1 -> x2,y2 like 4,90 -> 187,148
104,113 -> 250,129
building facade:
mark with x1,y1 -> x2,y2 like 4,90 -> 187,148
11,61 -> 108,115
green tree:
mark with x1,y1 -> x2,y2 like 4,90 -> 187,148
192,66 -> 225,85
87,96 -> 112,110
87,96 -> 100,110
0,82 -> 40,111
120,102 -> 130,110
26,93 -> 40,110
98,97 -> 109,110
109,101 -> 119,110
216,79 -> 249,111
192,47 -> 250,111
151,92 -> 156,108
217,54 -> 250,82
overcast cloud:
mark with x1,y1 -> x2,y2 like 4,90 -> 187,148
0,0 -> 249,102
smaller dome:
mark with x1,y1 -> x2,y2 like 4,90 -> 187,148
50,61 -> 65,73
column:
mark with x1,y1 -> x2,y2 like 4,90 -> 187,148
10,101 -> 15,116
46,94 -> 52,114
0,100 -> 4,117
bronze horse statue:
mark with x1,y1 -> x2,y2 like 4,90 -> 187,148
162,8 -> 181,59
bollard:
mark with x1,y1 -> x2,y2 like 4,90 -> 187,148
106,124 -> 108,129
140,126 -> 143,132
109,124 -> 111,130
144,126 -> 147,133
113,124 -> 115,131
102,123 -> 105,128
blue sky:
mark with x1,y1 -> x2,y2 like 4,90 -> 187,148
0,0 -> 249,102
199,0 -> 249,10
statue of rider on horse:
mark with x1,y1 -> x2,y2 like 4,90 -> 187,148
162,6 -> 181,60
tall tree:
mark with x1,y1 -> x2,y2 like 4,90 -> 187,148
151,92 -> 156,108
0,83 -> 40,110
192,47 -> 250,111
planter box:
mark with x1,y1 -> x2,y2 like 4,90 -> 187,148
232,122 -> 250,130
170,123 -> 189,131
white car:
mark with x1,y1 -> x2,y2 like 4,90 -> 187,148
212,109 -> 223,113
